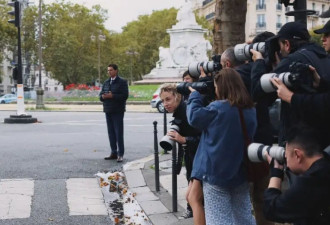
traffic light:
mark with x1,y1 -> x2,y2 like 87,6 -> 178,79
8,1 -> 20,27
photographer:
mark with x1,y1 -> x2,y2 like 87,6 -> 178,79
270,66 -> 330,149
263,123 -> 330,225
250,22 -> 330,147
159,83 -> 201,220
187,68 -> 257,225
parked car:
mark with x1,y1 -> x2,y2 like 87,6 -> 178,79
150,87 -> 165,113
0,94 -> 17,104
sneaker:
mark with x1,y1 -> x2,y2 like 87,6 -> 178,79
179,209 -> 193,219
104,154 -> 117,160
117,156 -> 123,162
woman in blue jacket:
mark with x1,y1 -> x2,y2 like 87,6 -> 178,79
187,68 -> 257,225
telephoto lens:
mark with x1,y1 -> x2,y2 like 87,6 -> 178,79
248,143 -> 285,163
159,124 -> 180,151
234,42 -> 265,62
260,72 -> 292,93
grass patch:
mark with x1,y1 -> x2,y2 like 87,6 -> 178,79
61,96 -> 99,101
128,84 -> 159,101
26,107 -> 67,111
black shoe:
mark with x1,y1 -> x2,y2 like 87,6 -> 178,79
104,154 -> 117,160
179,208 -> 193,219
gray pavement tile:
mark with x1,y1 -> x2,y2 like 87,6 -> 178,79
149,213 -> 179,225
125,170 -> 146,188
139,200 -> 169,215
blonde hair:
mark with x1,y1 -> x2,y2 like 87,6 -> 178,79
159,83 -> 182,102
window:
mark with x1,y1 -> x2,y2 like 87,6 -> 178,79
322,4 -> 325,13
257,14 -> 266,27
312,3 -> 315,10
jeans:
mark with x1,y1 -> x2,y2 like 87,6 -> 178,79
105,112 -> 125,156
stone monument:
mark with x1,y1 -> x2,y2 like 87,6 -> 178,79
137,0 -> 212,84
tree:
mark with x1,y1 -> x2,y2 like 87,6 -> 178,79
0,0 -> 17,81
213,0 -> 247,54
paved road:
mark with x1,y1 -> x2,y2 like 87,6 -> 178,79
0,111 -> 166,225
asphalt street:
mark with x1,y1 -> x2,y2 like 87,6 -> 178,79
0,111 -> 166,225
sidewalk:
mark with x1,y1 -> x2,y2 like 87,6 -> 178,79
0,102 -> 157,113
122,153 -> 193,225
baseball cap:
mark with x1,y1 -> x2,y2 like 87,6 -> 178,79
314,20 -> 330,34
267,22 -> 310,43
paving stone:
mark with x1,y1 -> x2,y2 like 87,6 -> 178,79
139,200 -> 169,215
125,170 -> 146,188
149,213 -> 178,225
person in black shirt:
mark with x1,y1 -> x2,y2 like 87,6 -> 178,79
263,123 -> 330,225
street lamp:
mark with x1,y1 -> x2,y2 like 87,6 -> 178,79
125,49 -> 139,85
91,32 -> 105,86
36,0 -> 44,109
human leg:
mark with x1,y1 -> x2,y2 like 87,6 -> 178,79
112,112 -> 125,157
187,179 -> 205,225
231,182 -> 256,225
251,176 -> 275,225
105,113 -> 118,155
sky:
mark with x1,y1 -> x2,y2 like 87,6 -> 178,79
42,0 -> 186,32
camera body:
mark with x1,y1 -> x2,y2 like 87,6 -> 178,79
260,62 -> 314,93
176,80 -> 214,96
159,124 -> 180,151
187,55 -> 222,78
248,143 -> 285,163
234,42 -> 266,62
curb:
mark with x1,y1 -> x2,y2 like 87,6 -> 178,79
122,154 -> 192,225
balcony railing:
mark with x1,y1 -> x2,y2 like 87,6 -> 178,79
256,22 -> 266,28
276,23 -> 282,29
205,12 -> 215,20
256,4 -> 266,10
202,0 -> 214,6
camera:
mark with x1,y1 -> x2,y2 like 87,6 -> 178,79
260,62 -> 314,93
248,143 -> 285,163
176,80 -> 214,96
187,55 -> 222,78
159,124 -> 180,151
234,42 -> 266,62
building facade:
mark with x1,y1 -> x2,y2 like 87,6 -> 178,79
193,0 -> 330,41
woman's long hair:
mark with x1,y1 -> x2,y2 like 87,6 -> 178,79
214,68 -> 254,109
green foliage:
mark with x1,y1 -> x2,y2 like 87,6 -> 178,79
110,8 -> 179,82
0,0 -> 17,79
309,27 -> 322,46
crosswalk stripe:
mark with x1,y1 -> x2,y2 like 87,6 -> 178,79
66,178 -> 108,216
0,179 -> 34,219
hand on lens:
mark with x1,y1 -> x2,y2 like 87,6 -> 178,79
199,66 -> 206,78
188,86 -> 196,93
250,49 -> 264,62
309,65 -> 321,88
167,130 -> 185,144
270,77 -> 293,103
265,152 -> 284,170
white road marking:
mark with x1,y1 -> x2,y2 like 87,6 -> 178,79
66,178 -> 108,216
0,179 -> 34,219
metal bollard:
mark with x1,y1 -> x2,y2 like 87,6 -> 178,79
153,121 -> 160,192
163,109 -> 168,154
172,142 -> 178,212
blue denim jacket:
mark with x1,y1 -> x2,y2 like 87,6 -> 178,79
187,91 -> 257,188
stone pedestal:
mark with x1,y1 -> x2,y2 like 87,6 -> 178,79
36,87 -> 45,109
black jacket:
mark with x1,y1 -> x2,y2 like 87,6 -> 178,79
236,62 -> 274,145
264,157 -> 330,225
251,43 -> 330,146
172,100 -> 201,177
99,76 -> 128,113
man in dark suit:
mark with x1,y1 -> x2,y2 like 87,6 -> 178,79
99,64 -> 128,162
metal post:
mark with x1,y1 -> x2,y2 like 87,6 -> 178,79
163,109 -> 168,154
172,142 -> 178,212
97,36 -> 101,86
36,0 -> 44,109
293,0 -> 307,25
153,121 -> 160,192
